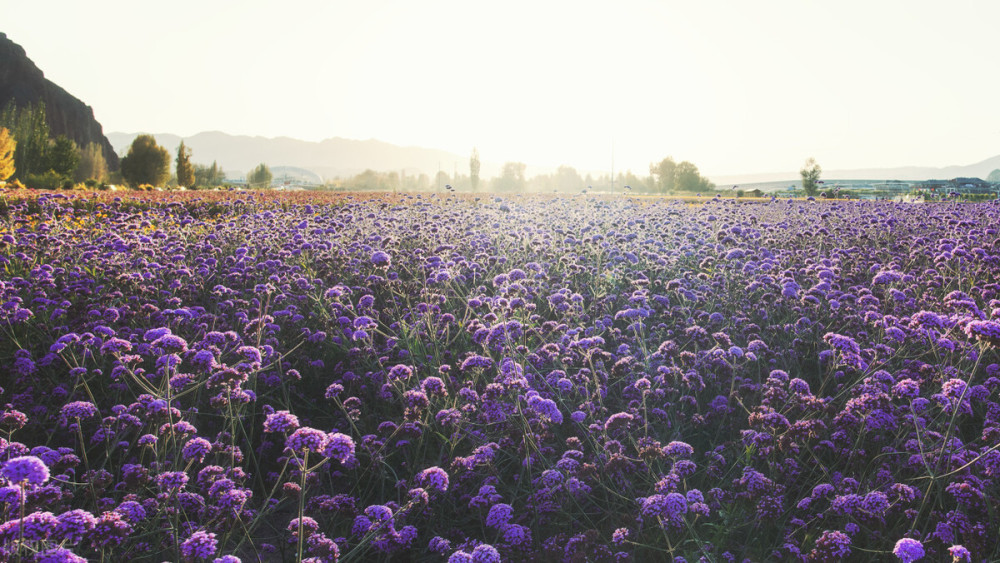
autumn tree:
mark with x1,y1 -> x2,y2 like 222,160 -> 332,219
120,134 -> 171,187
800,158 -> 822,196
470,148 -> 481,192
0,127 -> 14,181
247,163 -> 272,188
175,141 -> 195,188
75,142 -> 108,183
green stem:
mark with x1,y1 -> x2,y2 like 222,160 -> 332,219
297,451 -> 309,562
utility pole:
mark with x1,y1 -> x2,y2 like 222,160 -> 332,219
611,138 -> 615,194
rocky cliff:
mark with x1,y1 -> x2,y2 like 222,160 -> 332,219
0,32 -> 119,170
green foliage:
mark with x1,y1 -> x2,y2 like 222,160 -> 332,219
492,161 -> 526,192
527,165 -> 586,193
48,135 -> 80,180
650,157 -> 676,193
0,127 -> 14,181
175,141 -> 195,188
26,169 -> 64,190
247,163 -> 273,188
648,156 -> 713,194
800,158 -> 822,196
194,161 -> 225,187
120,135 -> 171,187
75,142 -> 108,183
987,169 -> 1000,183
0,101 -> 50,181
470,148 -> 481,192
345,169 -> 399,191
617,170 -> 655,193
674,160 -> 715,192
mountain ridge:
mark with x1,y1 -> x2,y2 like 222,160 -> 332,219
107,131 -> 482,180
0,32 -> 119,170
108,130 -> 1000,184
710,154 -> 1000,185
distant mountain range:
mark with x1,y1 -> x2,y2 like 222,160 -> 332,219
5,31 -> 997,186
710,155 -> 1000,185
107,131 -> 481,181
110,131 -> 1000,185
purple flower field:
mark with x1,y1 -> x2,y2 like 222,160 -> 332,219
1,190 -> 999,562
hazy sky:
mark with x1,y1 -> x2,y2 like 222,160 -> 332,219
3,0 -> 998,177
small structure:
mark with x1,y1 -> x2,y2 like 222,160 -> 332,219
948,177 -> 993,195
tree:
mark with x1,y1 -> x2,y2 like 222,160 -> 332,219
48,135 -> 80,180
800,158 -> 822,197
76,142 -> 108,183
247,163 -> 272,188
492,162 -> 526,192
0,127 -> 15,181
470,148 -> 481,192
0,102 -> 50,181
434,170 -> 451,191
619,170 -> 654,193
553,165 -> 584,193
120,134 -> 171,187
987,169 -> 1000,183
194,161 -> 225,187
650,157 -> 677,194
175,141 -> 195,188
674,160 -> 714,192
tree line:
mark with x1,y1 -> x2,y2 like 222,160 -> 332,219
0,113 -> 724,194
324,153 -> 718,195
0,102 -> 107,188
0,106 -> 233,190
2,109 -> 825,196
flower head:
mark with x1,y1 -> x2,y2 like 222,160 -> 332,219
286,427 -> 328,454
416,466 -> 449,492
322,432 -> 355,463
263,410 -> 300,433
948,545 -> 971,562
180,530 -> 218,560
486,503 -> 513,528
2,455 -> 50,485
893,538 -> 925,563
61,401 -> 98,419
471,544 -> 502,563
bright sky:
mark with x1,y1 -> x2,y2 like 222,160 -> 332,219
3,0 -> 998,177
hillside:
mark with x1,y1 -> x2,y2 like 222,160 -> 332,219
107,131 -> 477,180
0,32 -> 119,170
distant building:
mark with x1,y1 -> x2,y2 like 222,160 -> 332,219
948,177 -> 993,194
912,180 -> 947,194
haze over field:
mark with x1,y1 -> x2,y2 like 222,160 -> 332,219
3,1 -> 998,178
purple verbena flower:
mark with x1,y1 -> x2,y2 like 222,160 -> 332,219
180,529 -> 218,560
2,455 -> 50,484
893,538 -> 925,562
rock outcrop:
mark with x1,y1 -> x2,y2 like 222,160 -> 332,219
0,32 -> 119,170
